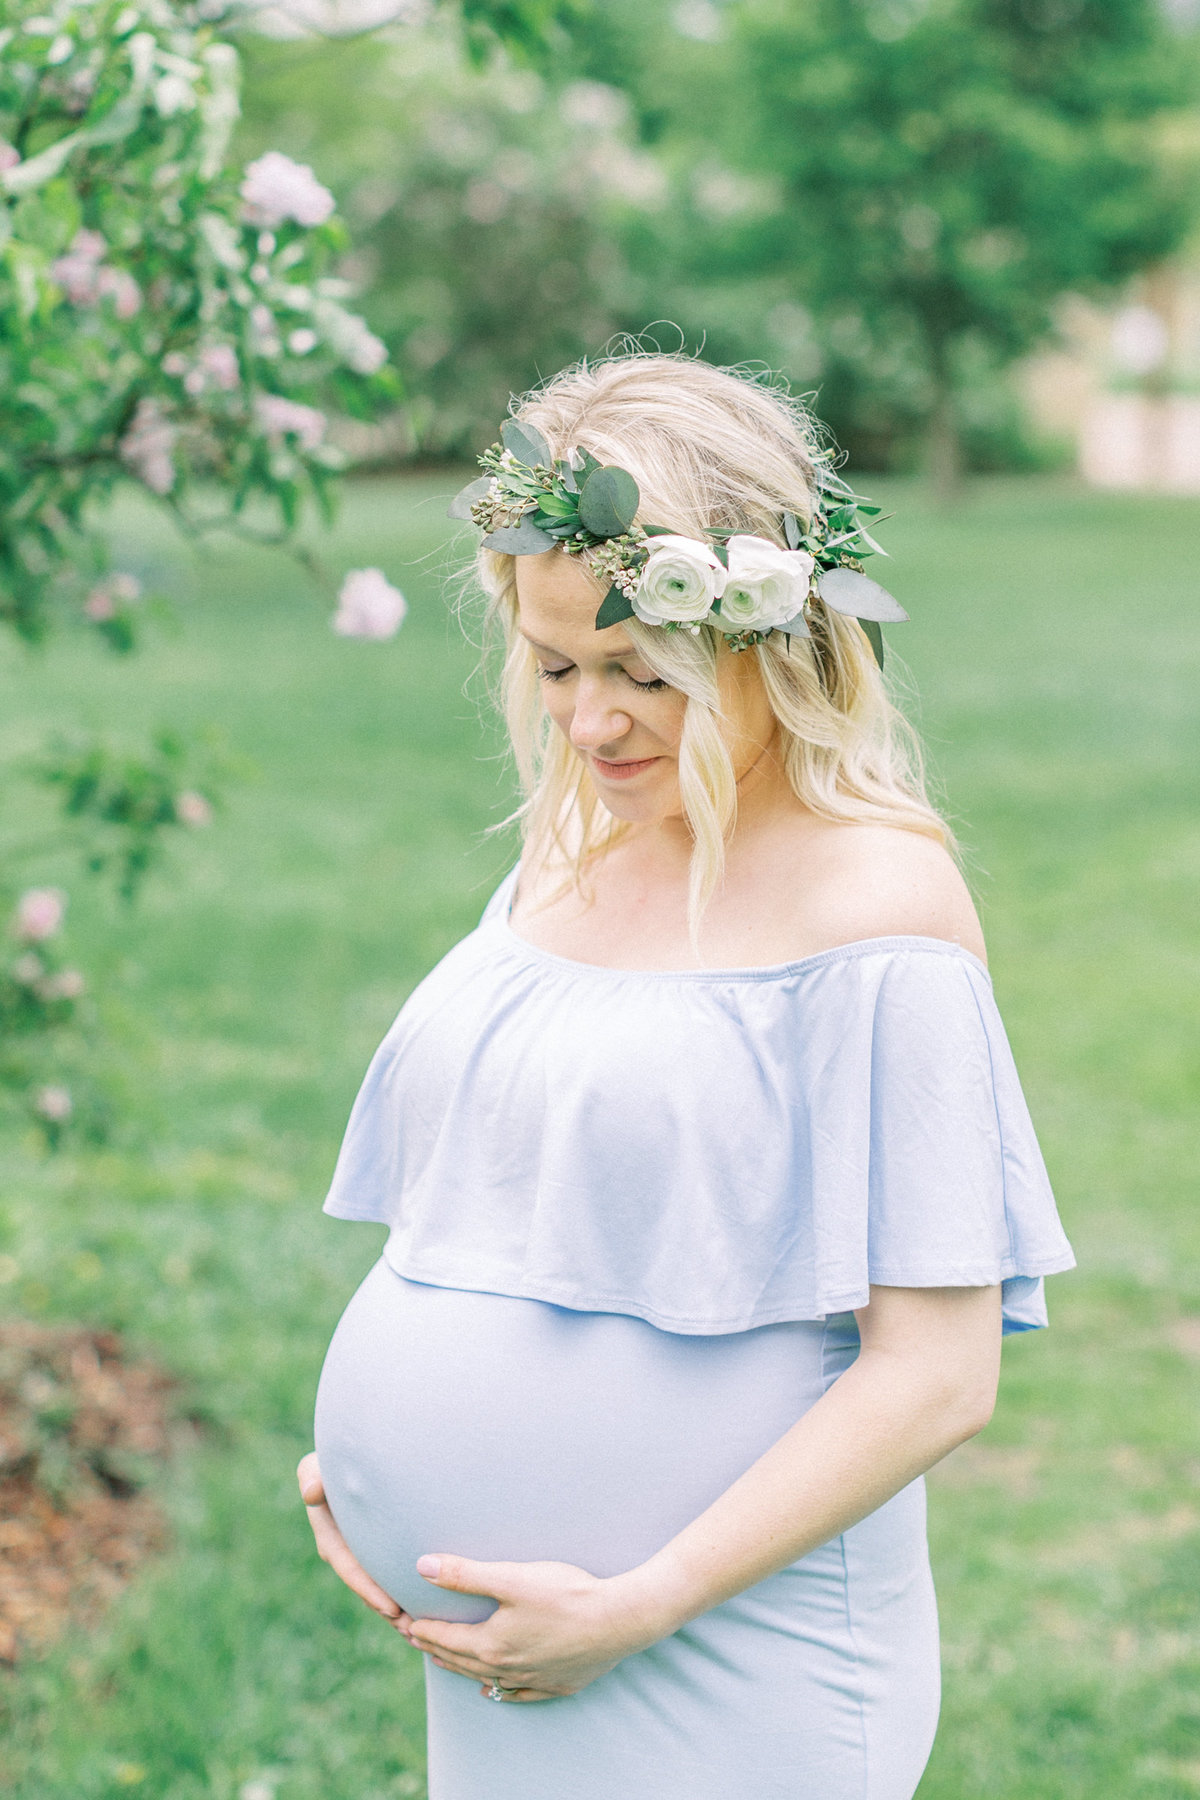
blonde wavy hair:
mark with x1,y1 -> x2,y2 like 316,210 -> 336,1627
473,351 -> 950,930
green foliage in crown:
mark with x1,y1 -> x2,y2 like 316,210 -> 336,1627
449,418 -> 908,665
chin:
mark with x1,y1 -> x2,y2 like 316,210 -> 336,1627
591,780 -> 679,826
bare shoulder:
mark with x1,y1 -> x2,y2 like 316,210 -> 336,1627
788,821 -> 986,965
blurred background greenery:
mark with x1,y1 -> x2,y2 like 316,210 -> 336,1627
3,0 -> 1200,1796
235,0 -> 1200,480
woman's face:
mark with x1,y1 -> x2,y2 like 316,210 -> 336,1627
514,550 -> 776,827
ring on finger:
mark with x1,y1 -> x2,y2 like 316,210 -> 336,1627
486,1681 -> 512,1702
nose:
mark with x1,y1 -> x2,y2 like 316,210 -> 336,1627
568,677 -> 633,753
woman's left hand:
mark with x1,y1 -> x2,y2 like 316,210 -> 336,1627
407,1553 -> 661,1703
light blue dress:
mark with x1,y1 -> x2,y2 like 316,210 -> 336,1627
314,869 -> 1075,1800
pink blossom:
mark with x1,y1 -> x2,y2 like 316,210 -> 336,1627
41,969 -> 85,1001
332,569 -> 407,640
14,888 -> 65,943
85,572 -> 140,620
199,343 -> 239,390
33,1085 -> 72,1123
175,791 -> 213,827
254,393 -> 326,451
97,265 -> 141,318
12,953 -> 43,986
120,398 -> 176,495
0,142 -> 21,174
84,587 -> 116,621
288,328 -> 318,356
162,352 -> 189,377
240,152 -> 335,230
50,229 -> 107,304
51,232 -> 139,316
249,303 -> 282,357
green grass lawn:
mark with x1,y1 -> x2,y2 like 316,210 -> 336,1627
0,472 -> 1198,1799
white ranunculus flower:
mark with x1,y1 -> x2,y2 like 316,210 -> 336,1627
715,536 -> 815,634
632,536 -> 726,626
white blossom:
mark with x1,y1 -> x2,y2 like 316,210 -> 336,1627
240,152 -> 335,230
41,969 -> 85,1001
33,1084 -> 72,1123
175,790 -> 213,827
332,568 -> 407,640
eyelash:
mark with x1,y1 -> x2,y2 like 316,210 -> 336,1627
536,666 -> 669,693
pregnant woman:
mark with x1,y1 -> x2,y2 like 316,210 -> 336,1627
298,351 -> 1075,1800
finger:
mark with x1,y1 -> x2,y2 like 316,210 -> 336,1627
477,1684 -> 555,1704
415,1553 -> 522,1602
408,1621 -> 491,1659
306,1506 -> 402,1620
414,1638 -> 494,1676
296,1451 -> 325,1506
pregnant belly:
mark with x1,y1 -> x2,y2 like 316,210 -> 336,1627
314,1259 -> 854,1624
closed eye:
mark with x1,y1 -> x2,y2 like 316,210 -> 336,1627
536,664 -> 669,693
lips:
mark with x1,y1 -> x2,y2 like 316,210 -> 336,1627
589,755 -> 660,781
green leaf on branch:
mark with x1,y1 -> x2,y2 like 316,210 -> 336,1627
482,518 -> 557,553
447,476 -> 492,520
501,419 -> 553,468
577,466 -> 639,538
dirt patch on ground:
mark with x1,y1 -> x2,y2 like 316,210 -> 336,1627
0,1321 -> 175,1663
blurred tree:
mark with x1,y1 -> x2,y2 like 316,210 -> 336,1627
0,0 -> 580,1138
235,18 -> 665,454
694,0 -> 1200,487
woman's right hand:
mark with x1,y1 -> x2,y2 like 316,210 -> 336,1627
297,1451 -> 415,1635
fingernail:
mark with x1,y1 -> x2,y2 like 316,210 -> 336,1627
417,1555 -> 441,1579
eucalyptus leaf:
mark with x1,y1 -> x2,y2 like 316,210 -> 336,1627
859,618 -> 885,668
778,610 -> 811,638
446,475 -> 492,521
501,419 -> 552,469
482,519 -> 557,554
595,584 -> 636,629
817,566 -> 908,622
577,465 -> 640,538
534,490 -> 577,518
852,525 -> 890,558
782,511 -> 803,550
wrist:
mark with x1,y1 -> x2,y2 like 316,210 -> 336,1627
601,1549 -> 700,1650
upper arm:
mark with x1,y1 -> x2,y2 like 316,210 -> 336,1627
854,1284 -> 1003,1432
800,826 -> 987,965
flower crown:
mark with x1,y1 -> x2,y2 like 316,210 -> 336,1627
449,418 -> 907,665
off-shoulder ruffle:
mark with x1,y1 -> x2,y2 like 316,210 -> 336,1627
323,875 -> 1074,1336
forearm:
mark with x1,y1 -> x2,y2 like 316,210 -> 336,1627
609,1336 -> 993,1642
